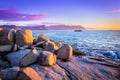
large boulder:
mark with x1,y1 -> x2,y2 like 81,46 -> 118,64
37,34 -> 49,42
0,67 -> 20,80
5,49 -> 31,66
0,28 -> 14,45
0,28 -> 15,53
20,48 -> 39,67
38,51 -> 56,66
57,44 -> 73,60
15,29 -> 34,47
17,67 -> 41,80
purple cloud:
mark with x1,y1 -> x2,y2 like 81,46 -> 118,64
105,9 -> 120,13
0,8 -> 47,21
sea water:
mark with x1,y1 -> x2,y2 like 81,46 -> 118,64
33,30 -> 120,61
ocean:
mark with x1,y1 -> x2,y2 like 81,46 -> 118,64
32,30 -> 120,61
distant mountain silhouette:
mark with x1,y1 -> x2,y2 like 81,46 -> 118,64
20,25 -> 48,30
46,25 -> 85,30
0,24 -> 85,30
0,25 -> 18,29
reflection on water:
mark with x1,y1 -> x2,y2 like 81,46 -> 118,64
33,30 -> 120,61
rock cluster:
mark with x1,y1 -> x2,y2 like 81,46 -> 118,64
1,28 -> 118,80
0,28 -> 74,80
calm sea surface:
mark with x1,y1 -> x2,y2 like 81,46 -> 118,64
33,30 -> 120,61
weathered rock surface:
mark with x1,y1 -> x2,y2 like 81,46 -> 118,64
57,56 -> 120,80
38,51 -> 56,66
20,48 -> 39,67
30,64 -> 70,80
15,29 -> 34,47
0,67 -> 20,80
37,34 -> 49,42
17,67 -> 41,80
57,44 -> 73,60
5,49 -> 31,66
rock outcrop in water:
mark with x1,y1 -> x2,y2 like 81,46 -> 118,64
0,28 -> 120,80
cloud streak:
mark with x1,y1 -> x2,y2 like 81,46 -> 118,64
0,8 -> 47,21
105,9 -> 120,13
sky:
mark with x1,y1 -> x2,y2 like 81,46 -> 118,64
0,0 -> 120,30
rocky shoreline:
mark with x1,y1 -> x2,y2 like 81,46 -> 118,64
0,28 -> 120,80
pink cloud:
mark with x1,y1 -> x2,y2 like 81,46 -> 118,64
42,22 -> 65,25
105,9 -> 120,13
0,8 -> 47,21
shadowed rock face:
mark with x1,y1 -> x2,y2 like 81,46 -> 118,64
0,28 -> 14,53
0,28 -> 14,45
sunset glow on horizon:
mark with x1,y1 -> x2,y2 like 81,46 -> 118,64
0,0 -> 120,30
